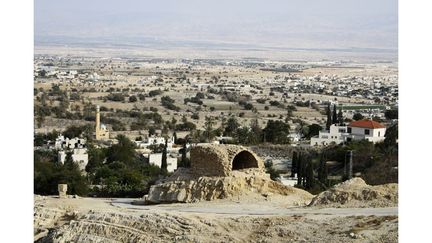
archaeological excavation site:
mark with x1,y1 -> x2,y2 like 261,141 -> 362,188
142,144 -> 312,204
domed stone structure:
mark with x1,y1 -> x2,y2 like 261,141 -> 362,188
190,144 -> 265,177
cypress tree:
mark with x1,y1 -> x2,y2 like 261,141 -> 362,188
291,151 -> 298,178
297,153 -> 303,186
326,104 -> 332,130
337,107 -> 344,125
302,155 -> 307,187
318,153 -> 327,185
65,151 -> 74,166
306,160 -> 314,190
161,140 -> 168,175
180,142 -> 189,168
332,104 -> 338,124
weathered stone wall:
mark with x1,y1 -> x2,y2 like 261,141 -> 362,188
190,144 -> 264,177
145,172 -> 313,204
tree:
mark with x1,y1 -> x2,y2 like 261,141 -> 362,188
204,116 -> 215,142
224,117 -> 240,136
297,153 -> 303,186
384,123 -> 398,148
36,114 -> 45,128
161,96 -> 180,111
305,160 -> 315,190
34,149 -> 89,196
263,120 -> 290,144
337,107 -> 344,125
106,135 -> 136,165
332,104 -> 338,124
149,89 -> 163,97
149,127 -> 156,135
326,104 -> 332,130
65,151 -> 74,166
179,142 -> 190,168
86,145 -> 106,174
306,124 -> 322,139
250,119 -> 263,143
384,109 -> 398,120
318,153 -> 328,185
353,113 -> 364,121
63,125 -> 86,139
291,151 -> 298,177
161,140 -> 168,175
286,105 -> 296,119
129,95 -> 137,103
264,161 -> 280,181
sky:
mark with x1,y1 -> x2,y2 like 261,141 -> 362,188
35,0 -> 398,52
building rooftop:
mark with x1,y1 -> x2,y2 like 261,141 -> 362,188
349,120 -> 385,129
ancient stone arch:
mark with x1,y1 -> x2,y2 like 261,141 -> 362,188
231,150 -> 259,170
191,144 -> 264,177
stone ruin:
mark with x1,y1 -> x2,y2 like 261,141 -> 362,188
191,144 -> 265,177
142,145 -> 309,204
58,184 -> 67,198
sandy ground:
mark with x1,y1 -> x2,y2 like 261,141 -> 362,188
35,196 -> 398,242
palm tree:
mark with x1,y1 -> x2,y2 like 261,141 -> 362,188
204,116 -> 215,142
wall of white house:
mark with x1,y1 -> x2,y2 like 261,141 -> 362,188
148,153 -> 177,173
312,125 -> 386,146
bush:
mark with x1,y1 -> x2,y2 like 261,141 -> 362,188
353,113 -> 364,121
106,93 -> 125,102
149,89 -> 163,97
129,95 -> 138,102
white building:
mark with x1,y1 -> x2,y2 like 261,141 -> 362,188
58,148 -> 89,172
345,120 -> 386,143
310,120 -> 386,146
287,133 -> 302,143
135,136 -> 174,149
145,153 -> 177,173
311,124 -> 348,146
53,135 -> 86,150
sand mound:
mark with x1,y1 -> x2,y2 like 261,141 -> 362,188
145,169 -> 313,205
309,178 -> 398,208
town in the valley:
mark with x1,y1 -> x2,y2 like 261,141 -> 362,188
34,52 -> 399,242
34,54 -> 398,182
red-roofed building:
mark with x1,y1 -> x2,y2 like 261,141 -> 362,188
346,120 -> 386,143
348,120 -> 386,129
310,120 -> 386,146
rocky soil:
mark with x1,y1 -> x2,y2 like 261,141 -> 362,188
34,178 -> 399,242
35,196 -> 398,243
309,178 -> 398,208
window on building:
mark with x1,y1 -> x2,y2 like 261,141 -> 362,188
378,131 -> 381,137
365,129 -> 370,135
347,127 -> 352,133
339,129 -> 346,133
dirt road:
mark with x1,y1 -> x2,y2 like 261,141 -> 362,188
112,198 -> 398,217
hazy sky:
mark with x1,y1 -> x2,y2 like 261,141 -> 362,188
35,0 -> 398,51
